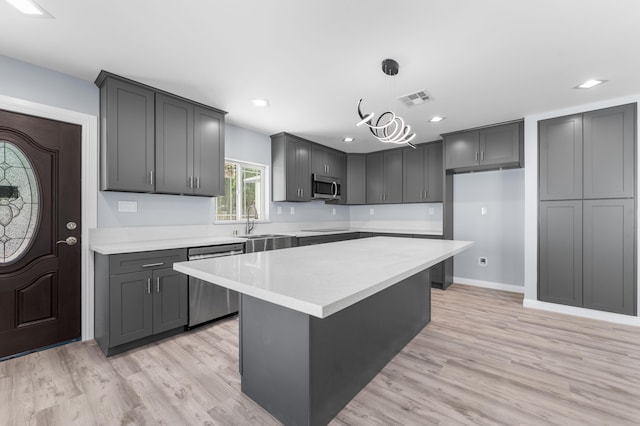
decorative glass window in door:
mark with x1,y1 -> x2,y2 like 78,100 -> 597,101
0,141 -> 39,263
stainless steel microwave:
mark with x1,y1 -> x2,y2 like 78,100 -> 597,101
311,174 -> 341,200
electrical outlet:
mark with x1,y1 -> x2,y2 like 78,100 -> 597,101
118,201 -> 137,212
428,207 -> 435,215
369,208 -> 375,215
479,257 -> 488,266
481,207 -> 488,215
277,206 -> 282,215
332,208 -> 336,215
290,207 -> 295,215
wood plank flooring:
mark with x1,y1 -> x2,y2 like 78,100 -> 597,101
2,284 -> 640,425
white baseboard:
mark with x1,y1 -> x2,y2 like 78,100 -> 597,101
523,299 -> 640,327
453,277 -> 525,294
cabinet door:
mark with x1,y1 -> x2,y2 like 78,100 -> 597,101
346,154 -> 366,205
479,122 -> 521,166
284,138 -> 300,200
583,199 -> 635,315
326,149 -> 340,177
103,78 -> 155,192
402,145 -> 424,203
311,144 -> 327,176
583,104 -> 635,199
538,201 -> 582,307
425,142 -> 443,202
155,93 -> 193,194
193,106 -> 224,196
539,114 -> 583,200
152,268 -> 188,334
383,149 -> 403,203
444,130 -> 479,170
366,152 -> 384,203
296,138 -> 312,201
110,271 -> 153,347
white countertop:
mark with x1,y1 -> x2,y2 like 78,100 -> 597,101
90,228 -> 443,254
174,237 -> 472,318
90,236 -> 248,255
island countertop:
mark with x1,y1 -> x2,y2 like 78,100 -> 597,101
174,237 -> 473,318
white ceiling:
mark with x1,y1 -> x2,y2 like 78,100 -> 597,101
1,0 -> 639,153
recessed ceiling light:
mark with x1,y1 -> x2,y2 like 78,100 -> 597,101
6,0 -> 52,16
343,137 -> 355,143
576,79 -> 606,89
429,116 -> 445,122
251,98 -> 269,107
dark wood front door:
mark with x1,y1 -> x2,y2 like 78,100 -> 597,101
0,109 -> 81,360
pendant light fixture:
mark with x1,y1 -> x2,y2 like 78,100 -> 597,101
356,59 -> 417,149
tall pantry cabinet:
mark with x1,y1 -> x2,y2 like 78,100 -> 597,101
538,103 -> 636,315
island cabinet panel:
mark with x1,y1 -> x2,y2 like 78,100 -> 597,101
240,268 -> 431,426
95,248 -> 188,356
403,141 -> 443,203
539,114 -> 583,200
444,121 -> 523,173
366,149 -> 403,204
538,201 -> 583,307
345,154 -> 366,204
271,133 -> 311,201
583,104 -> 635,199
583,199 -> 635,315
100,76 -> 155,192
96,71 -> 226,196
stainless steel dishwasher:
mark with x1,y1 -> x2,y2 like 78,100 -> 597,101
187,243 -> 244,328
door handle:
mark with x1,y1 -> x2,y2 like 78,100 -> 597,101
475,151 -> 478,162
195,176 -> 200,189
156,277 -> 160,293
56,236 -> 78,246
188,176 -> 193,189
147,278 -> 151,294
149,170 -> 154,185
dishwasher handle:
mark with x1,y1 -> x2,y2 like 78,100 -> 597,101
189,249 -> 244,260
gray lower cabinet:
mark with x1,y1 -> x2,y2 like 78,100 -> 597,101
98,75 -> 155,192
272,133 -> 311,201
366,149 -> 403,204
403,141 -> 443,203
412,234 -> 444,287
444,121 -> 523,172
538,201 -> 583,307
95,248 -> 188,356
583,199 -> 635,315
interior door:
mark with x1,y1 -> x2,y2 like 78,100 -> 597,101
0,109 -> 81,360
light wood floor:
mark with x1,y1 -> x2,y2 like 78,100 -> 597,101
2,284 -> 640,425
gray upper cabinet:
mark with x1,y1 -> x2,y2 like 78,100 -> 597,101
583,199 -> 635,315
538,200 -> 583,307
312,144 -> 341,177
156,94 -> 225,196
583,104 -> 635,199
366,149 -> 403,204
95,70 -> 226,197
403,141 -> 443,203
346,154 -> 366,205
99,75 -> 155,192
444,121 -> 523,173
272,133 -> 311,201
539,114 -> 583,200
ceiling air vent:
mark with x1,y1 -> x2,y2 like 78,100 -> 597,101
399,90 -> 430,107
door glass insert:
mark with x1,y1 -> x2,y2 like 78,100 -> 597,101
0,141 -> 39,263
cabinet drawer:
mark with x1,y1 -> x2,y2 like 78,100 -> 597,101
110,249 -> 187,275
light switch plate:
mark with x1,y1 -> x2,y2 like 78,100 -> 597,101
481,207 -> 488,215
428,208 -> 435,215
118,201 -> 137,213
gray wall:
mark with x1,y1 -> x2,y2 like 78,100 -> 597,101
453,169 -> 524,286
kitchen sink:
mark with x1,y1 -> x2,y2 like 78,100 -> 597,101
241,234 -> 296,253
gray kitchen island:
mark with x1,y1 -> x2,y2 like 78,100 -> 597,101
174,237 -> 473,426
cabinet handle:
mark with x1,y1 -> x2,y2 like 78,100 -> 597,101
149,170 -> 154,185
196,176 -> 200,189
301,188 -> 304,197
424,190 -> 428,199
475,152 -> 478,161
142,262 -> 164,268
147,278 -> 151,294
481,151 -> 485,161
188,176 -> 193,188
156,277 -> 160,293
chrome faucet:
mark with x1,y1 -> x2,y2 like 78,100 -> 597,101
246,204 -> 257,235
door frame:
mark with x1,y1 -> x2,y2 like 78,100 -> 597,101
0,94 -> 98,341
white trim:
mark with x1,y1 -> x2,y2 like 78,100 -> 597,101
453,276 -> 525,293
523,299 -> 640,327
0,94 -> 98,341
